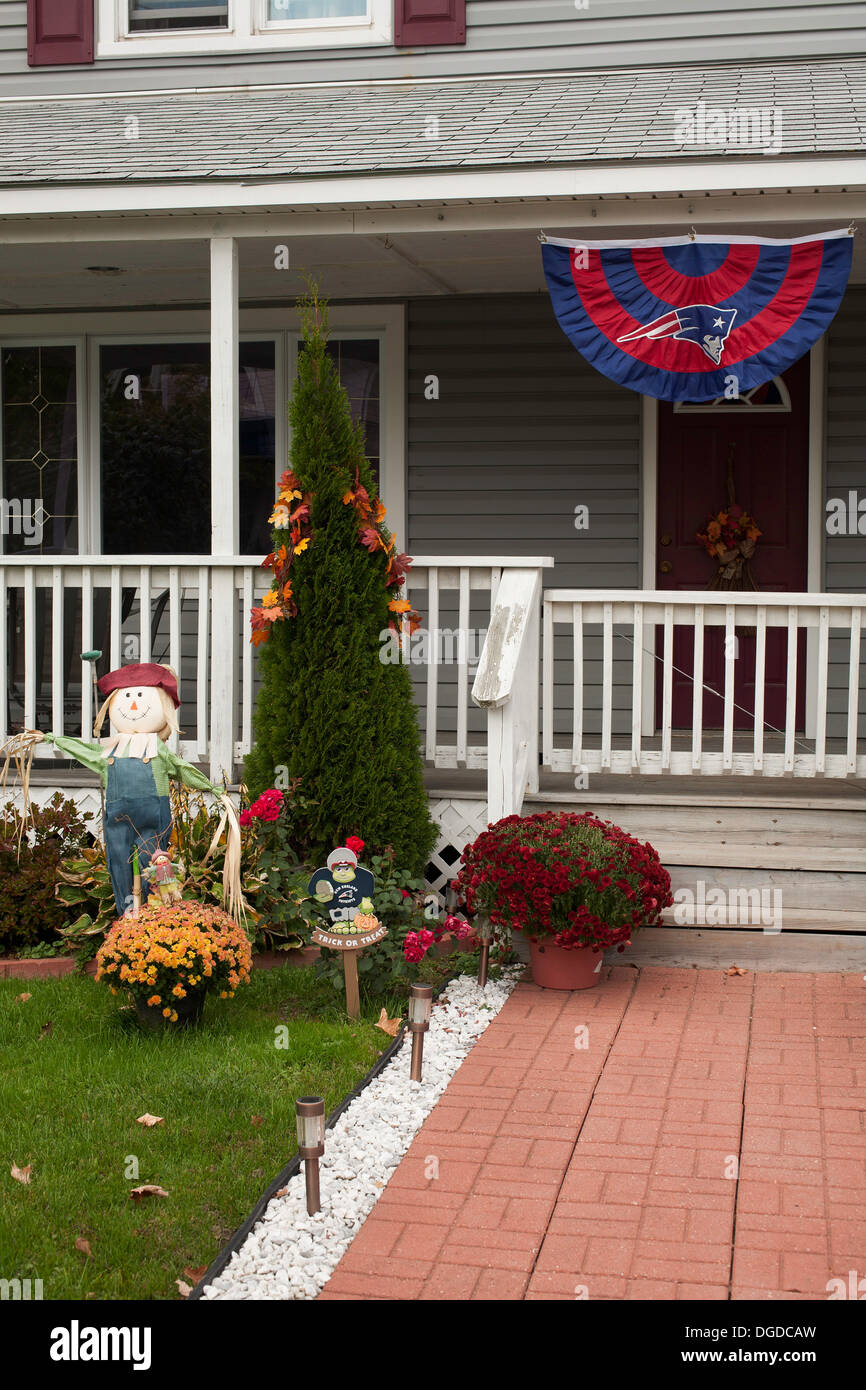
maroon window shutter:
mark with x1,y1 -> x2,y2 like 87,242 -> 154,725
27,0 -> 94,66
394,0 -> 466,47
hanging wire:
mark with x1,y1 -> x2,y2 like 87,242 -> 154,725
606,625 -> 866,796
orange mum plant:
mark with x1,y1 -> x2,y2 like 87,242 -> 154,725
95,902 -> 252,1022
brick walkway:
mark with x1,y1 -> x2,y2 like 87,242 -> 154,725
319,965 -> 866,1301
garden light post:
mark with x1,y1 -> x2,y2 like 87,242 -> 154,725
296,1096 -> 326,1216
408,984 -> 433,1082
477,915 -> 492,989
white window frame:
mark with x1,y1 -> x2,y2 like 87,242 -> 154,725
0,337 -> 89,556
0,305 -> 406,561
97,0 -> 391,59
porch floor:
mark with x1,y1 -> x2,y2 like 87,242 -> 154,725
319,965 -> 866,1302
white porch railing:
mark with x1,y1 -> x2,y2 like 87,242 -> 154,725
9,564 -> 862,807
405,556 -> 552,774
1,554 -> 553,795
0,556 -> 270,782
543,589 -> 866,779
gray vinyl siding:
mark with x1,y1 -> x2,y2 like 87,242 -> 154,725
2,0 -> 866,94
407,292 -> 641,749
824,285 -> 866,748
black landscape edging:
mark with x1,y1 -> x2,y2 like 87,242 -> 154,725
190,972 -> 458,1302
189,1023 -> 408,1300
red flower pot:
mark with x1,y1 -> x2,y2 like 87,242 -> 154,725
529,939 -> 604,990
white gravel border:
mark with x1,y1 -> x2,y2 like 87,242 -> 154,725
202,967 -> 521,1301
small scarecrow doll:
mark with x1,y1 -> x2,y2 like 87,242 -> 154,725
142,850 -> 185,907
9,662 -> 242,920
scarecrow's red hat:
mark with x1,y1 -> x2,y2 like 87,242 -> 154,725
96,663 -> 180,708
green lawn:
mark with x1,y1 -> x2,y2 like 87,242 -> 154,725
0,965 -> 392,1301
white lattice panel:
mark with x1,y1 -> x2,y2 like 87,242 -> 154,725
425,797 -> 489,900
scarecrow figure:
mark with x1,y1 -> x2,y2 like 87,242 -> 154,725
308,846 -> 375,932
5,662 -> 243,920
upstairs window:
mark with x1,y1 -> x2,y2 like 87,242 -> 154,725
129,0 -> 228,31
98,0 -> 390,55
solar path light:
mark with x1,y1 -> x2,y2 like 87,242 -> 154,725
408,984 -> 433,1082
477,915 -> 492,989
296,1096 -> 326,1215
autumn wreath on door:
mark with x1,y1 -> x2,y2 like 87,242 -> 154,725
695,442 -> 762,592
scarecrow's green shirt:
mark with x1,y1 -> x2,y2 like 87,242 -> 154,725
43,734 -> 220,800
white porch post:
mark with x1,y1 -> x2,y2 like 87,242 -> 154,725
209,236 -> 239,784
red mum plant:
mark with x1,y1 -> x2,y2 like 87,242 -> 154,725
454,811 -> 672,954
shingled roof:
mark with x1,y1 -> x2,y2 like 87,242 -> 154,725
0,57 -> 863,188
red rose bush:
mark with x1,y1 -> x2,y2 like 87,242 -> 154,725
454,811 -> 672,954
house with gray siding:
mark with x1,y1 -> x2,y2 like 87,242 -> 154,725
1,0 -> 866,953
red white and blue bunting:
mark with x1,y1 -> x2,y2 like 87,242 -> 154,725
541,230 -> 854,403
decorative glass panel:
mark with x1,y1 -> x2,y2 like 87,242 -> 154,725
1,344 -> 78,555
674,375 -> 792,414
129,0 -> 228,31
267,0 -> 367,19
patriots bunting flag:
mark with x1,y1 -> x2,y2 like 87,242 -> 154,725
541,230 -> 853,403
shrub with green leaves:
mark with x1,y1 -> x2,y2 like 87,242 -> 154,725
244,287 -> 437,875
0,794 -> 95,955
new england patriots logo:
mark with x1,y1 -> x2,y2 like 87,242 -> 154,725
617,304 -> 737,364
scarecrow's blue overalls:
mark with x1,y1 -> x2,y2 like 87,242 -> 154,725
104,756 -> 172,916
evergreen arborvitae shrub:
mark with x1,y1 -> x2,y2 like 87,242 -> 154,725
244,291 -> 437,874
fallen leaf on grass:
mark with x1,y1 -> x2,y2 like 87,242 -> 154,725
38,1021 -> 52,1039
16,993 -> 31,1002
375,1008 -> 401,1038
176,1280 -> 192,1299
725,965 -> 748,977
250,1115 -> 263,1127
129,1185 -> 169,1201
11,1163 -> 32,1185
184,1265 -> 207,1284
75,1238 -> 93,1258
136,1113 -> 164,1127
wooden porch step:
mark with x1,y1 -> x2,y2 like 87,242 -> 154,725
660,905 -> 866,933
665,864 -> 863,915
654,840 -> 865,873
617,927 -> 866,971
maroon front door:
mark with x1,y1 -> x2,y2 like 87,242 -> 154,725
655,355 -> 810,731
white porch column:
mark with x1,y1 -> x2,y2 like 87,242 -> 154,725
209,236 -> 239,784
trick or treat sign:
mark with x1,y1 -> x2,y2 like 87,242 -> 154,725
308,845 -> 386,951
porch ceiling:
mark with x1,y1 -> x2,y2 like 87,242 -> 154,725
1,211 -> 866,312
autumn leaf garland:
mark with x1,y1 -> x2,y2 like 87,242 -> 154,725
250,466 -> 419,646
250,470 -> 312,646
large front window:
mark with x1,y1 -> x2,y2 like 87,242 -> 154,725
99,341 -> 277,556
